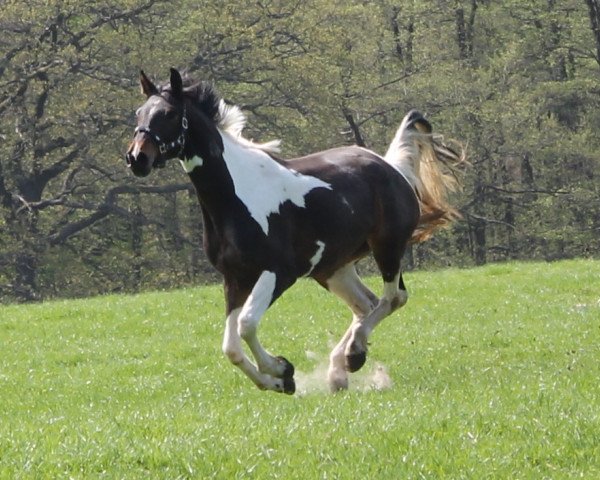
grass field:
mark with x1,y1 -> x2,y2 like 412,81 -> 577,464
1,259 -> 599,479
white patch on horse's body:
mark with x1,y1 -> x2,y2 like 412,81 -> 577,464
305,240 -> 326,276
220,132 -> 332,235
180,155 -> 204,173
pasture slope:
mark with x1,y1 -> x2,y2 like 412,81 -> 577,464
0,259 -> 599,479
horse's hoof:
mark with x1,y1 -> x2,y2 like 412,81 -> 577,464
283,376 -> 296,395
276,356 -> 295,379
345,351 -> 367,372
328,366 -> 349,392
328,376 -> 349,393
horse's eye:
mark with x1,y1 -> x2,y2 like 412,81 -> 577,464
165,110 -> 177,119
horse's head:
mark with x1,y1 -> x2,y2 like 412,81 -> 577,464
126,68 -> 188,177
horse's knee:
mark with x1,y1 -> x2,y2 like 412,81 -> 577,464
392,290 -> 408,310
237,311 -> 258,340
222,344 -> 244,365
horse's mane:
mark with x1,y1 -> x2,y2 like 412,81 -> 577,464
162,76 -> 281,155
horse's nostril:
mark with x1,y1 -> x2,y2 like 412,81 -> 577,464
126,150 -> 152,177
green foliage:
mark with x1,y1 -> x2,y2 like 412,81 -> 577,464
0,260 -> 599,477
1,0 -> 599,301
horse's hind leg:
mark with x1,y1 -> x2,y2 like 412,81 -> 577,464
324,264 -> 378,391
345,272 -> 408,372
345,241 -> 409,372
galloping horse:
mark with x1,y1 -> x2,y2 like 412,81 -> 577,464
126,68 -> 464,394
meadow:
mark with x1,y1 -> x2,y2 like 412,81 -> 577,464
0,259 -> 599,479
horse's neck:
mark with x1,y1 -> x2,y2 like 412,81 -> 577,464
184,130 -> 286,232
189,130 -> 331,236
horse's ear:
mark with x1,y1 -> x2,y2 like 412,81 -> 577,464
140,70 -> 158,97
170,68 -> 183,98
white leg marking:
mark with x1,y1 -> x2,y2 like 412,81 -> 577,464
325,265 -> 378,391
222,307 -> 245,365
238,271 -> 276,339
326,264 -> 378,317
222,302 -> 289,392
346,273 -> 408,364
222,308 -> 267,386
238,271 -> 290,380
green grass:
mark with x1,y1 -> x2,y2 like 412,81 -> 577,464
1,259 -> 599,479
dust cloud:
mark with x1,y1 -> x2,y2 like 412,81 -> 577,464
295,350 -> 393,396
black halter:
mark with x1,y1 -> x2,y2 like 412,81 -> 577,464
134,105 -> 189,166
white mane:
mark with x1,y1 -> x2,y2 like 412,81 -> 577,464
217,100 -> 281,155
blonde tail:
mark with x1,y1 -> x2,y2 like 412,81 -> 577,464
384,110 -> 466,243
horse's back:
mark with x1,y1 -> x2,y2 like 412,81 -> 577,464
288,145 -> 417,211
288,145 -> 386,174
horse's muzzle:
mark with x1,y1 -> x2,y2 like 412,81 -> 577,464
125,150 -> 153,177
126,136 -> 157,177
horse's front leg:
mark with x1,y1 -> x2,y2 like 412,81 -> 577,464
222,271 -> 295,394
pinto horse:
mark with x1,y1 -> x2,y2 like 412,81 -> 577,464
126,68 -> 464,394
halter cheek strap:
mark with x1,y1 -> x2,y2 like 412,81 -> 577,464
134,106 -> 189,163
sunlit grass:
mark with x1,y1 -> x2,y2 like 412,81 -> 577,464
1,259 -> 599,478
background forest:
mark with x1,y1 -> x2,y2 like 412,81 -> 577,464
1,0 -> 599,302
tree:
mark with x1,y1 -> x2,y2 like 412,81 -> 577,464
0,0 -> 187,300
1,0 -> 598,302
585,0 -> 600,67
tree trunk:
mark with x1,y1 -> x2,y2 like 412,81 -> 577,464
546,0 -> 569,80
585,0 -> 600,68
390,6 -> 414,72
341,105 -> 365,147
455,0 -> 478,61
131,193 -> 143,291
469,223 -> 487,266
166,191 -> 183,251
13,251 -> 38,302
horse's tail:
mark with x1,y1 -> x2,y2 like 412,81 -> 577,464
384,110 -> 466,243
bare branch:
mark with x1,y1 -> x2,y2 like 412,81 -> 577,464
466,212 -> 516,230
484,185 -> 571,196
48,182 -> 194,245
